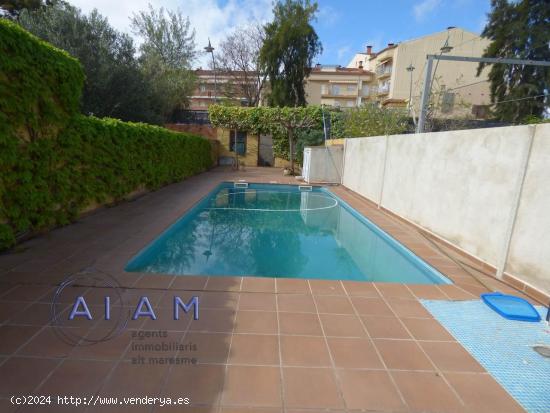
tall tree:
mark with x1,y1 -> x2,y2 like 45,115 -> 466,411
18,3 -> 158,123
216,24 -> 267,107
131,5 -> 197,119
259,0 -> 322,107
0,0 -> 50,19
478,0 -> 550,122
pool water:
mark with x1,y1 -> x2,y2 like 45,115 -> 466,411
125,183 -> 451,284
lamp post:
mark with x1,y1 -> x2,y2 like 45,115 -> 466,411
204,38 -> 218,104
406,64 -> 415,115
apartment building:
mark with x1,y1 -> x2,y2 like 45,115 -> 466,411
304,65 -> 374,108
345,27 -> 491,117
189,69 -> 258,110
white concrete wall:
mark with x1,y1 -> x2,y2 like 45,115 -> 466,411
342,124 -> 550,294
506,124 -> 550,293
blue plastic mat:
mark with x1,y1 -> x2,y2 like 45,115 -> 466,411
421,300 -> 550,413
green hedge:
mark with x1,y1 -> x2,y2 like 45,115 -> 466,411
0,19 -> 84,140
0,20 -> 212,249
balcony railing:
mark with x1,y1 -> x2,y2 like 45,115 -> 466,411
375,65 -> 392,77
170,110 -> 211,125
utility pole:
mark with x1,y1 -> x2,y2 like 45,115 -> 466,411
416,54 -> 550,133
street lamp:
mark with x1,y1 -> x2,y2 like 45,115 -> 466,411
204,38 -> 218,104
406,64 -> 415,115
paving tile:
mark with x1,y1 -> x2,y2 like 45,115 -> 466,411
241,277 -> 275,293
308,280 -> 345,295
141,304 -> 192,331
18,327 -> 89,358
327,337 -> 383,369
420,341 -> 484,372
407,284 -> 449,299
0,301 -> 25,323
170,275 -> 208,291
386,298 -> 433,318
319,314 -> 366,337
133,275 -> 174,289
445,372 -> 525,413
0,285 -> 53,302
376,283 -> 415,299
350,297 -> 392,316
374,339 -> 434,371
188,309 -> 235,333
69,329 -> 133,360
361,316 -> 411,339
181,332 -> 231,364
222,366 -> 282,407
314,295 -> 354,314
401,317 -> 455,341
238,293 -> 276,311
392,371 -> 464,413
438,284 -> 476,300
0,356 -> 59,396
275,279 -> 309,294
0,325 -> 41,354
279,312 -> 322,336
337,369 -> 407,411
100,360 -> 169,397
233,311 -> 277,334
204,277 -> 242,292
277,294 -> 316,313
229,334 -> 279,365
199,291 -> 239,310
341,281 -> 379,297
282,367 -> 343,409
221,408 -> 282,413
38,359 -> 114,395
280,335 -> 331,367
163,364 -> 225,405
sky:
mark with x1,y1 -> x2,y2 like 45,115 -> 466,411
68,0 -> 492,67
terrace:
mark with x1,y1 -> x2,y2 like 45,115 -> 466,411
0,167 -> 541,413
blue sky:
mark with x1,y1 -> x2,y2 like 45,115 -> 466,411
314,0 -> 491,65
70,0 -> 492,67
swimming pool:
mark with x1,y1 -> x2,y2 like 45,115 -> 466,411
125,183 -> 451,284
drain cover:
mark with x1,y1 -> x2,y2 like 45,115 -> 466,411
533,345 -> 550,358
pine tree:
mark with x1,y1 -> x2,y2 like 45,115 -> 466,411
259,0 -> 322,107
478,0 -> 550,122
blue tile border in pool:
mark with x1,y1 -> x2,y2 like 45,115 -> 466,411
422,299 -> 550,413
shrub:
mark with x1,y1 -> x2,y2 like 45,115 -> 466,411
0,20 -> 212,250
343,104 -> 409,138
0,19 -> 84,140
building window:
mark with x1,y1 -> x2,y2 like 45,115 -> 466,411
321,84 -> 328,95
230,131 -> 247,155
346,100 -> 355,107
347,85 -> 355,92
200,84 -> 206,92
332,85 -> 340,96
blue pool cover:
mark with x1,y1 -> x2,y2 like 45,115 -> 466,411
481,292 -> 541,322
422,299 -> 550,413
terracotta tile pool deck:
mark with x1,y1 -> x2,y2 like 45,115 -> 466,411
0,167 -> 539,413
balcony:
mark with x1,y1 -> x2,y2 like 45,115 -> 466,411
375,65 -> 392,79
321,86 -> 358,98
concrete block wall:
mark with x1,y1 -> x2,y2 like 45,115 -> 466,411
342,123 -> 550,296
